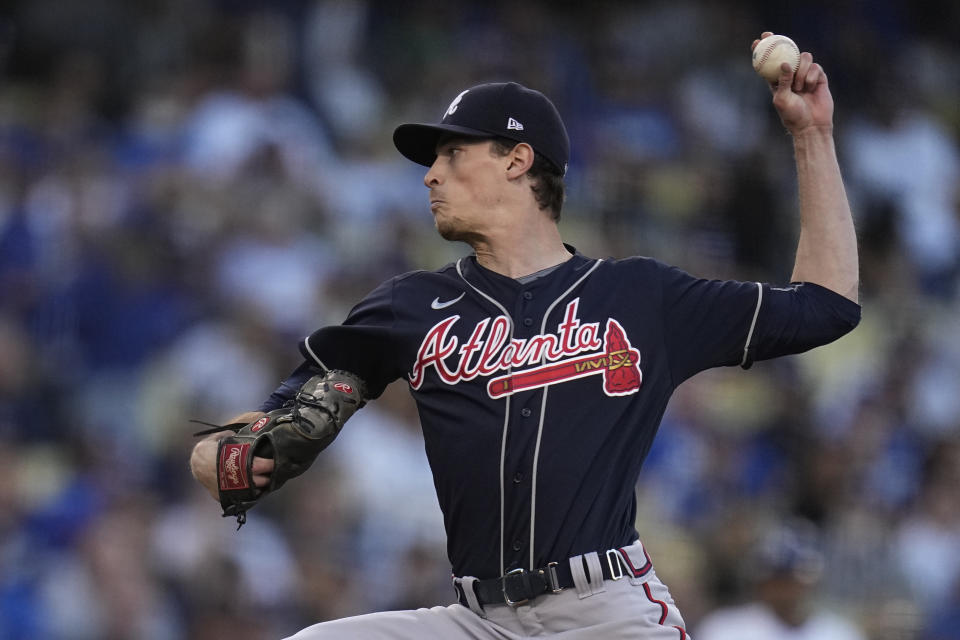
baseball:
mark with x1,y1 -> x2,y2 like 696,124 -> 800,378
752,34 -> 801,82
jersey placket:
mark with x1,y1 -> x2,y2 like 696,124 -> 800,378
456,259 -> 521,577
501,286 -> 542,573
517,261 -> 604,572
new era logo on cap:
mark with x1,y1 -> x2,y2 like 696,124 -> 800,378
393,82 -> 570,175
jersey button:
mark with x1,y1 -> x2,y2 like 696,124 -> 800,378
513,472 -> 523,483
523,291 -> 533,300
523,317 -> 533,327
513,540 -> 524,551
520,408 -> 532,418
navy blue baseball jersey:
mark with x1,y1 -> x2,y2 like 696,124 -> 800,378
262,247 -> 860,580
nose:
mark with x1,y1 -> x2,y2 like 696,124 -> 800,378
424,159 -> 442,188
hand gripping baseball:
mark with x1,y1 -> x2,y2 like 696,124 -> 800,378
752,31 -> 834,135
213,370 -> 368,527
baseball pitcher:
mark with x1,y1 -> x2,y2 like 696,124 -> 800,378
190,32 -> 859,639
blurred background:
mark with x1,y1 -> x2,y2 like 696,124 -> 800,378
0,0 -> 958,638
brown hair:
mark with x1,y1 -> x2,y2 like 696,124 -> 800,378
489,137 -> 565,221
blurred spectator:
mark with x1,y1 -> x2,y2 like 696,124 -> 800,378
894,439 -> 960,615
39,501 -> 181,640
695,519 -> 866,640
151,485 -> 302,638
181,10 -> 336,188
843,78 -> 960,296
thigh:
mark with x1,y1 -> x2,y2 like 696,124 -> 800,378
284,604 -> 520,640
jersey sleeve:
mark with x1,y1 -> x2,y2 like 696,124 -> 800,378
258,360 -> 318,412
658,263 -> 860,383
659,264 -> 764,382
743,281 -> 861,367
296,276 -> 416,399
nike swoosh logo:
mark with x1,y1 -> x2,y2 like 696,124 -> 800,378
430,292 -> 465,310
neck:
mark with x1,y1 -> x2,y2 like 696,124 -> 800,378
470,214 -> 571,279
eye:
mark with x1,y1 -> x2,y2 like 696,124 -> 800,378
435,142 -> 464,159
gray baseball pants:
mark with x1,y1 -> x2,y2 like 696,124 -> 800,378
285,540 -> 689,639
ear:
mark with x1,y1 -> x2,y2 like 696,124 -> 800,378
504,142 -> 535,179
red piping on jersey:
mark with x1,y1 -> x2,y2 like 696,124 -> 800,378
642,583 -> 687,638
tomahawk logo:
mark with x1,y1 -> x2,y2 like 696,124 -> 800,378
408,298 -> 642,398
444,89 -> 469,118
487,318 -> 642,398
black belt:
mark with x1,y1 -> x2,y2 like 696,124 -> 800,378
458,549 -> 635,608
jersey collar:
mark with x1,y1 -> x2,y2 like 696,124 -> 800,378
459,244 -> 594,291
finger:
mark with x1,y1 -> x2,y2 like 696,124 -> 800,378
804,63 -> 824,92
252,456 -> 275,474
774,62 -> 795,94
751,31 -> 774,52
793,52 -> 814,92
816,67 -> 829,89
252,455 -> 274,489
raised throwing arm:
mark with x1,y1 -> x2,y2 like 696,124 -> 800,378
754,31 -> 859,302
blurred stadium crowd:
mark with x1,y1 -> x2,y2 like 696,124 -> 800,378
0,0 -> 958,638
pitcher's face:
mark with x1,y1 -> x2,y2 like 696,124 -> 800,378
424,138 -> 509,242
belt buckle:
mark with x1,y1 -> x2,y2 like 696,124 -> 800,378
502,568 -> 531,607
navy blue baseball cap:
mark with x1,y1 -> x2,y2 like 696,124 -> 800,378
393,82 -> 570,175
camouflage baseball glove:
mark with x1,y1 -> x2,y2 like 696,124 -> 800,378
200,369 -> 367,527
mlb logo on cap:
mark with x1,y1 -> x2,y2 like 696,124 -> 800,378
393,82 -> 570,176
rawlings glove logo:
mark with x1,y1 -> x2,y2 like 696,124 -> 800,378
219,443 -> 251,490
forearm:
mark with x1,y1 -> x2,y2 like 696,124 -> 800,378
790,126 -> 859,302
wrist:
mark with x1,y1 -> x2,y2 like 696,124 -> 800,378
190,436 -> 220,478
789,123 -> 834,140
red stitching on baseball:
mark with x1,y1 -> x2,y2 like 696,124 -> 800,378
757,39 -> 799,71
